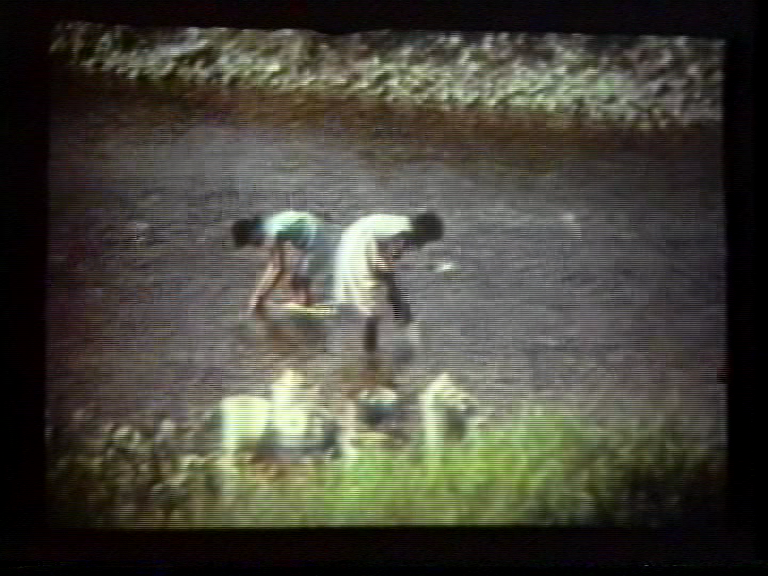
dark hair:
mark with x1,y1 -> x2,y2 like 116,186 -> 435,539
231,215 -> 264,248
410,211 -> 444,245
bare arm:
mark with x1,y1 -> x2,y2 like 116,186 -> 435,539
376,269 -> 413,326
378,234 -> 407,271
246,240 -> 286,315
372,235 -> 413,325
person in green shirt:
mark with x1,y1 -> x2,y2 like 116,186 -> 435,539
232,210 -> 335,317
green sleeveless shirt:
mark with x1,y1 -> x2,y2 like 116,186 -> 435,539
263,210 -> 320,251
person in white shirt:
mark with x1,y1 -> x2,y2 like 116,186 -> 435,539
333,211 -> 444,354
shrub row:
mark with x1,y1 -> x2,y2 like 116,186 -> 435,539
50,22 -> 724,130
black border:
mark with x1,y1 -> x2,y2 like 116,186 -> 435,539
4,0 -> 757,567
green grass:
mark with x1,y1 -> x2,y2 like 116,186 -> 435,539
46,404 -> 726,529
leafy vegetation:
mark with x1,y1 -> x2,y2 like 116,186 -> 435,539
46,402 -> 726,528
50,23 -> 724,131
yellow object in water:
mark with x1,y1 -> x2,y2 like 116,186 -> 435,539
282,302 -> 337,316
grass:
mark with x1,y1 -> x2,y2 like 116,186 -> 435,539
46,402 -> 726,529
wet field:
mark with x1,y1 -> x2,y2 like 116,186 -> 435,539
47,74 -> 726,445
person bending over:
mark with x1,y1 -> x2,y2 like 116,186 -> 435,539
232,210 -> 335,317
333,211 -> 444,354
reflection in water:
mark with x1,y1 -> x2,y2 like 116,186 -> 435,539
392,340 -> 417,369
332,352 -> 399,400
234,311 -> 408,401
235,314 -> 329,359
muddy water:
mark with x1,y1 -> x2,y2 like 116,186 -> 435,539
47,75 -> 726,443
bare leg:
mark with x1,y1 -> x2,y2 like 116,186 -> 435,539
363,316 -> 379,354
290,274 -> 313,307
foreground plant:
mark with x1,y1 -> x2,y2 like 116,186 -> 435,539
46,402 -> 726,528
